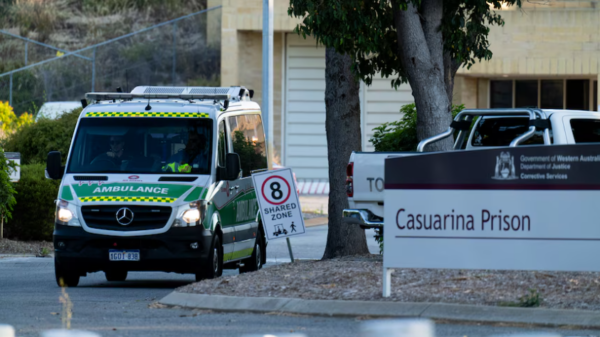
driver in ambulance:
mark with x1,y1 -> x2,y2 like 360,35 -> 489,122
91,135 -> 133,168
163,130 -> 208,173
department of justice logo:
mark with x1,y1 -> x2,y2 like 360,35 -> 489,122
492,151 -> 518,180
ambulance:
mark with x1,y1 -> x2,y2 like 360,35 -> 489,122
46,86 -> 267,287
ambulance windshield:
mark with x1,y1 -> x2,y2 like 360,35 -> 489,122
67,117 -> 213,174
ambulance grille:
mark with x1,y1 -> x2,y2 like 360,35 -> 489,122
82,205 -> 172,231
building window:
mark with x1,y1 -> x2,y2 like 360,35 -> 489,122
515,80 -> 538,108
490,79 -> 596,111
566,80 -> 589,111
541,80 -> 563,109
490,80 -> 512,108
594,81 -> 598,112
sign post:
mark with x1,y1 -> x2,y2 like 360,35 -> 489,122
5,152 -> 20,182
383,144 -> 600,297
252,168 -> 305,262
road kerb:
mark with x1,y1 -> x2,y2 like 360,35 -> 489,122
159,292 -> 600,328
303,217 -> 327,227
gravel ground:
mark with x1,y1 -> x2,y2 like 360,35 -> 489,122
179,255 -> 600,311
0,238 -> 53,256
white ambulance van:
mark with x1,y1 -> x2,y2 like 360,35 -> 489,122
46,86 -> 267,287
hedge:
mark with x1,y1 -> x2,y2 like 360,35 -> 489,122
5,164 -> 59,241
3,108 -> 81,165
369,103 -> 465,152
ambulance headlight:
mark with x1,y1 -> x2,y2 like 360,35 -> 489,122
174,200 -> 207,227
55,199 -> 80,226
182,209 -> 200,223
58,208 -> 73,222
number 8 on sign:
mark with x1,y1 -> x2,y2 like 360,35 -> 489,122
261,175 -> 291,205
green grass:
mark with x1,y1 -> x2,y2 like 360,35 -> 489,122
498,289 -> 542,308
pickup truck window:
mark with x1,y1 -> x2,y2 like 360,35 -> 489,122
471,118 -> 547,147
571,119 -> 600,143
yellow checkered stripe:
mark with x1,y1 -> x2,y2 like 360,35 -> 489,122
85,112 -> 209,118
79,196 -> 176,203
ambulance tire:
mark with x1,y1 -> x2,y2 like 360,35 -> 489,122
196,235 -> 223,281
54,257 -> 80,287
105,270 -> 128,282
239,236 -> 263,274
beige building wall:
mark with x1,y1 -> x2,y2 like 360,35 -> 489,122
217,0 -> 301,162
453,76 -> 478,109
459,4 -> 600,108
237,31 -> 284,161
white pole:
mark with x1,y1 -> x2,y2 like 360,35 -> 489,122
382,267 -> 393,297
262,0 -> 274,169
0,324 -> 15,337
360,319 -> 435,337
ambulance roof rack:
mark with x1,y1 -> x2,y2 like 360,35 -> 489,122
85,86 -> 252,103
416,108 -> 551,152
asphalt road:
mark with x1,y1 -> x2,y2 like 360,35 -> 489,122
0,226 -> 598,337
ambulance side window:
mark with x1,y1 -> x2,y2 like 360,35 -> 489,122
217,120 -> 227,168
227,114 -> 268,177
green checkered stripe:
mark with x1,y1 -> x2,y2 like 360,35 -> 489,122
85,112 -> 209,118
79,196 -> 176,203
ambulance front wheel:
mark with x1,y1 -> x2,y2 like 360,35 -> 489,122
54,257 -> 80,287
196,235 -> 223,281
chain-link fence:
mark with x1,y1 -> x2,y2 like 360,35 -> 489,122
0,6 -> 222,116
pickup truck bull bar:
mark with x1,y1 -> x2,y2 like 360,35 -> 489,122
342,209 -> 383,229
416,108 -> 551,152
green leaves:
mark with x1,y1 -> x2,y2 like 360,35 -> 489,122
0,147 -> 17,225
369,103 -> 465,152
288,0 -> 521,87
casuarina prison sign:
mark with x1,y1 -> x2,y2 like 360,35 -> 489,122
382,144 -> 600,296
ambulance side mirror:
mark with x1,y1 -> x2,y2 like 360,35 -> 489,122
225,153 -> 241,180
46,151 -> 64,180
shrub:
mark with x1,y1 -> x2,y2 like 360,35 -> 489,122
0,148 -> 17,238
0,101 -> 34,136
369,103 -> 465,152
3,107 -> 81,165
5,163 -> 59,241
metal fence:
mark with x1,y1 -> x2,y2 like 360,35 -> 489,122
0,6 -> 222,115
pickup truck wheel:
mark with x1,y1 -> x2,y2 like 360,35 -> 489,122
105,270 -> 128,282
54,257 -> 80,287
196,235 -> 223,281
239,236 -> 263,274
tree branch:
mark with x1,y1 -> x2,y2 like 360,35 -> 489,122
443,51 -> 463,104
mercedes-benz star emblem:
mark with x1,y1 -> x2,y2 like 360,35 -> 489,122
116,207 -> 134,226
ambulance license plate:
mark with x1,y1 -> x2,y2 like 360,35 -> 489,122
109,250 -> 140,261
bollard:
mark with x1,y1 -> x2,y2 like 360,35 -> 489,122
360,319 -> 435,337
242,334 -> 307,337
41,330 -> 101,337
489,334 -> 561,337
0,325 -> 15,337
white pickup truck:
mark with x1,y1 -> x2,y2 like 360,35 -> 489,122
343,108 -> 600,230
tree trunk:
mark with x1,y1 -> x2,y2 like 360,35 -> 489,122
322,48 -> 369,259
392,0 -> 454,152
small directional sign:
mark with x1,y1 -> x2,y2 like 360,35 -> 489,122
252,168 -> 305,240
